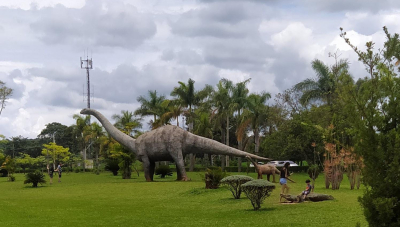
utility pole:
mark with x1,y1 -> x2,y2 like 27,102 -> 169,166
80,52 -> 93,172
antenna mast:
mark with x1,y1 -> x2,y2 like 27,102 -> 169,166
80,53 -> 93,109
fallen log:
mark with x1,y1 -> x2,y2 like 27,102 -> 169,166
280,193 -> 334,203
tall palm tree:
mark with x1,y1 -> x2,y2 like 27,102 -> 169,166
238,92 -> 271,157
85,122 -> 105,174
211,79 -> 235,169
112,110 -> 142,136
135,90 -> 165,127
72,114 -> 91,171
232,79 -> 251,172
171,78 -> 213,171
294,59 -> 349,107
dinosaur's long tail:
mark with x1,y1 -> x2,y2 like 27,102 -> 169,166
186,133 -> 271,161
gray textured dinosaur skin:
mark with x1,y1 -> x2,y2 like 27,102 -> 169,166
80,108 -> 271,181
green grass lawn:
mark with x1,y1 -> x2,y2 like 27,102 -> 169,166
0,171 -> 367,227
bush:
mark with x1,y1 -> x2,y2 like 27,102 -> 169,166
241,180 -> 276,210
155,165 -> 173,178
74,167 -> 82,173
0,169 -> 8,177
221,175 -> 254,199
24,171 -> 46,187
105,159 -> 119,176
8,175 -> 15,182
203,167 -> 227,189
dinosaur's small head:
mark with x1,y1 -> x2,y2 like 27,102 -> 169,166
80,108 -> 90,115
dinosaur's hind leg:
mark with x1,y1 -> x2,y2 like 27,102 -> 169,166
142,157 -> 153,182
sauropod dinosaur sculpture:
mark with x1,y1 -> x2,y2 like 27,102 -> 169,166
246,156 -> 280,182
80,108 -> 271,181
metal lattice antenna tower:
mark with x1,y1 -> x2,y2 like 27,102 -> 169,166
80,52 -> 93,109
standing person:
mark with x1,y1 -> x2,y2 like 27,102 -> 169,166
55,163 -> 62,183
47,164 -> 54,185
280,162 -> 295,195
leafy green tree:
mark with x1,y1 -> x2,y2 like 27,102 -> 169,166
41,142 -> 70,169
1,156 -> 16,181
339,26 -> 400,226
0,80 -> 13,115
38,122 -> 78,154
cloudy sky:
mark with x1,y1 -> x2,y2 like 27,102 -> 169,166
0,0 -> 399,139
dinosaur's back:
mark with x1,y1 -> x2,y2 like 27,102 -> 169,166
135,125 -> 185,161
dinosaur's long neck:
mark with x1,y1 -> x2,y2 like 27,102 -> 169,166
185,133 -> 270,161
81,109 -> 136,153
246,157 -> 260,171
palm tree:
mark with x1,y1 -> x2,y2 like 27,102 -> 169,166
171,78 -> 213,171
159,100 -> 184,127
211,79 -> 235,169
72,114 -> 91,171
232,79 -> 251,172
294,59 -> 349,107
238,92 -> 271,157
111,110 -> 142,179
112,110 -> 142,136
135,90 -> 165,128
85,122 -> 105,174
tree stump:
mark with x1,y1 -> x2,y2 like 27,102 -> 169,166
280,193 -> 334,203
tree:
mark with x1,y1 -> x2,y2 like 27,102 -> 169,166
339,26 -> 400,226
0,80 -> 13,115
72,114 -> 91,171
232,79 -> 251,171
112,111 -> 142,136
159,100 -> 184,127
171,78 -> 213,171
211,79 -> 235,169
294,58 -> 348,108
238,92 -> 271,157
41,142 -> 70,168
135,90 -> 165,128
85,122 -> 105,174
109,111 -> 142,179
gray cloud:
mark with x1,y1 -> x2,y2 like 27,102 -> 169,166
304,0 -> 400,12
30,0 -> 157,49
0,70 -> 26,100
171,1 -> 273,38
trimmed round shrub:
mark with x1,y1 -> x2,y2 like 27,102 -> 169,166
241,180 -> 276,210
24,171 -> 46,187
203,167 -> 227,189
221,175 -> 254,199
155,165 -> 173,178
105,159 -> 120,176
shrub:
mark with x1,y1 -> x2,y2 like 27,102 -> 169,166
155,165 -> 173,178
203,167 -> 227,189
8,175 -> 15,182
241,180 -> 276,210
105,159 -> 119,176
24,171 -> 46,187
221,175 -> 254,199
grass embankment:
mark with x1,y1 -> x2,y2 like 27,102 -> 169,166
0,172 -> 366,227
